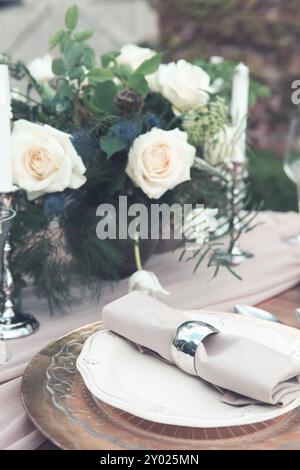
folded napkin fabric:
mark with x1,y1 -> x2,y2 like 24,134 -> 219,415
103,291 -> 300,407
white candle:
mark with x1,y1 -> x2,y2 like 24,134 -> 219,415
0,65 -> 13,193
230,62 -> 249,159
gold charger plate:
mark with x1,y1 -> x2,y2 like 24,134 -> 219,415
21,321 -> 300,450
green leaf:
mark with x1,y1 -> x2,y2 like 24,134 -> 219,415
127,73 -> 148,98
74,29 -> 94,42
69,66 -> 85,80
135,53 -> 163,76
57,82 -> 75,99
65,5 -> 79,31
49,30 -> 65,50
65,43 -> 83,70
101,51 -> 120,68
52,58 -> 66,76
59,31 -> 71,53
83,47 -> 96,69
94,81 -> 118,113
100,136 -> 128,159
89,68 -> 114,83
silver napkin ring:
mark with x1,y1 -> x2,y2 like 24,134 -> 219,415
171,320 -> 219,376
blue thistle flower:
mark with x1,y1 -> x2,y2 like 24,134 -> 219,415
71,129 -> 98,159
142,113 -> 161,131
44,194 -> 64,221
111,120 -> 137,144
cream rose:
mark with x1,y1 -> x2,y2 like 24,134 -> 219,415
115,44 -> 158,90
126,128 -> 195,199
204,125 -> 245,167
27,55 -> 54,83
11,120 -> 87,200
153,60 -> 213,114
116,44 -> 156,71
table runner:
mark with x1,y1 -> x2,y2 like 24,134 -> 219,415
1,211 -> 300,450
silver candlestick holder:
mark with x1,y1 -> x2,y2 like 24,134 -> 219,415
226,161 -> 253,266
0,192 -> 39,339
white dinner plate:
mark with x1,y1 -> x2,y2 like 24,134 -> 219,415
77,311 -> 300,428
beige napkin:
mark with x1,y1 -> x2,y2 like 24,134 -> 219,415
103,291 -> 300,406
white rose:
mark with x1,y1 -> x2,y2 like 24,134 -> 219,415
204,125 -> 245,167
11,120 -> 87,200
209,56 -> 224,65
153,60 -> 213,114
116,44 -> 155,71
126,128 -> 195,199
129,270 -> 170,297
27,54 -> 54,83
116,44 -> 158,90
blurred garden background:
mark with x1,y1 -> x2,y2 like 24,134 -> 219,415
0,0 -> 299,211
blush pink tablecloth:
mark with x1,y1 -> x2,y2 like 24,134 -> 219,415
1,211 -> 300,450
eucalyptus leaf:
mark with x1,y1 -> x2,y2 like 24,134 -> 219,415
65,43 -> 83,70
83,47 -> 96,69
101,51 -> 120,68
69,66 -> 85,80
135,53 -> 163,76
52,58 -> 66,76
89,68 -> 114,83
65,5 -> 79,31
74,29 -> 94,42
127,73 -> 148,97
100,136 -> 128,159
95,81 -> 118,113
59,31 -> 71,53
49,30 -> 64,50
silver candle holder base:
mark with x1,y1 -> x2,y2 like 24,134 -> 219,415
0,309 -> 39,340
0,192 -> 39,340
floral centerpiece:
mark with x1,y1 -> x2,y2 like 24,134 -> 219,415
0,5 -> 267,309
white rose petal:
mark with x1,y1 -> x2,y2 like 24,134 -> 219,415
129,270 -> 170,297
116,44 -> 156,71
11,120 -> 87,200
116,43 -> 158,89
209,56 -> 224,65
210,77 -> 224,93
153,60 -> 213,114
126,127 -> 196,199
204,125 -> 245,167
27,54 -> 54,83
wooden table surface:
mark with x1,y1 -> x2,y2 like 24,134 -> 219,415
37,283 -> 300,451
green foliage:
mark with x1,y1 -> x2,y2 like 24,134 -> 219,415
135,53 -> 163,76
65,5 -> 79,31
3,4 -> 267,310
248,149 -> 297,212
88,68 -> 115,83
101,51 -> 120,68
100,136 -> 128,159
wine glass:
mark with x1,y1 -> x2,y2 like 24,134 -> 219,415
283,118 -> 300,244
